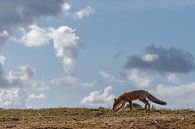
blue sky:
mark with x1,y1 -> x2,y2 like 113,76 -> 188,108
0,0 -> 195,109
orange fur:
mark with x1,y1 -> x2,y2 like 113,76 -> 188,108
113,90 -> 166,111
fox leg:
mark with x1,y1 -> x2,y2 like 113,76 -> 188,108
140,99 -> 150,110
128,101 -> 132,111
115,101 -> 125,111
147,102 -> 150,110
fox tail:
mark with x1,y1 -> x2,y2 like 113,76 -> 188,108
147,93 -> 167,105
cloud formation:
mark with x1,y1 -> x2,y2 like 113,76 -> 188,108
0,57 -> 35,88
73,6 -> 95,20
125,69 -> 153,88
19,25 -> 80,76
20,25 -> 50,47
50,26 -> 80,76
19,24 -> 99,88
0,0 -> 69,47
81,86 -> 115,108
155,82 -> 195,108
7,64 -> 35,88
125,45 -> 195,74
0,88 -> 27,109
0,88 -> 45,109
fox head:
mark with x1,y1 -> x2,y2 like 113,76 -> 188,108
112,98 -> 120,110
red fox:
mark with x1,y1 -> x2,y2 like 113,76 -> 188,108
112,90 -> 166,111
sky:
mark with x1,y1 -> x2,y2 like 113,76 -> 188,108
0,0 -> 195,109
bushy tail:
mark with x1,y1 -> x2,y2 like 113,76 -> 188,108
147,93 -> 167,105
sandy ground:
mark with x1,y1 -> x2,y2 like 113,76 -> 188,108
0,108 -> 194,129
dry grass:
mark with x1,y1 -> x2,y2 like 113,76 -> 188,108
0,108 -> 194,129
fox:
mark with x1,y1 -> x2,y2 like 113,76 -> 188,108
112,90 -> 166,111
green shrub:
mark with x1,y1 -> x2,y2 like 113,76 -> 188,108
125,103 -> 142,109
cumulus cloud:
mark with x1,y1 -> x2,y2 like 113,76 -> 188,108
155,82 -> 195,108
125,69 -> 152,88
19,23 -> 98,88
0,56 -> 45,108
0,0 -> 69,47
0,62 -> 45,108
20,25 -> 50,47
7,64 -> 35,87
19,25 -> 80,76
125,45 -> 195,74
50,26 -> 80,76
0,0 -> 73,108
81,86 -> 115,108
61,2 -> 71,15
0,88 -> 27,109
0,59 -> 35,88
0,88 -> 45,109
73,6 -> 95,20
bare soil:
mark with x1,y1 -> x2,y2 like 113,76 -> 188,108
0,108 -> 194,129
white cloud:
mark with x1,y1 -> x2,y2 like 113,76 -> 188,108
125,69 -> 152,88
27,93 -> 45,101
0,0 -> 69,48
19,25 -> 80,76
0,62 -> 46,108
0,30 -> 9,38
18,64 -> 35,80
61,2 -> 71,14
0,1 -> 75,109
99,71 -> 123,83
143,54 -> 158,62
20,25 -> 49,47
7,64 -> 35,87
73,6 -> 95,20
81,86 -> 115,108
0,88 -> 46,109
50,26 -> 80,76
0,88 -> 27,109
1,64 -> 34,88
0,57 -> 35,89
155,82 -> 195,108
